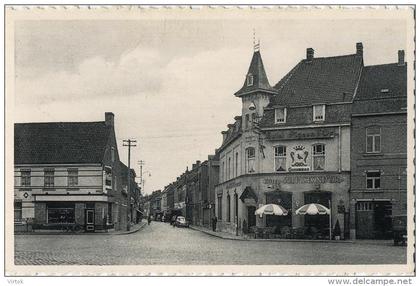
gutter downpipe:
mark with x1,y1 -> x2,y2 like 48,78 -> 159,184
338,126 -> 342,173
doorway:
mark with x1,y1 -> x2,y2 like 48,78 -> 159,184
247,206 -> 256,232
85,209 -> 95,232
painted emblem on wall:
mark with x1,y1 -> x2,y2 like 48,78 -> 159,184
289,145 -> 310,171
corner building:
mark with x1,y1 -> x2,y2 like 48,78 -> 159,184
215,44 -> 366,238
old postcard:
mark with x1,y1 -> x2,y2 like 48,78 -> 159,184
4,5 -> 415,276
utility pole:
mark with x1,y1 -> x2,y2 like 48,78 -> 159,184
123,139 -> 137,231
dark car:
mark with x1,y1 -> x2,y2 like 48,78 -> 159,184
174,216 -> 189,228
392,215 -> 407,246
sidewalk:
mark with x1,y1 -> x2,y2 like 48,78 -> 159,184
190,225 -> 354,243
16,221 -> 147,235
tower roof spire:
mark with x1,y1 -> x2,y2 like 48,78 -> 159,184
235,46 -> 276,97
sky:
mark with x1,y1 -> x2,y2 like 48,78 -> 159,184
14,15 -> 408,194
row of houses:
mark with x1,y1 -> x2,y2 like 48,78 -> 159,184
148,42 -> 407,240
14,112 -> 143,232
143,157 -> 220,228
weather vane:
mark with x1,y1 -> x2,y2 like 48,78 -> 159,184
253,28 -> 260,51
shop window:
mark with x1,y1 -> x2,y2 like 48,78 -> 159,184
67,168 -> 78,187
275,108 -> 287,123
245,147 -> 256,173
20,169 -> 31,187
366,171 -> 381,189
312,144 -> 325,171
265,191 -> 292,231
313,105 -> 325,122
247,74 -> 254,86
304,191 -> 331,230
44,168 -> 55,188
274,145 -> 287,172
217,195 -> 222,220
14,201 -> 22,222
47,202 -> 75,224
366,127 -> 381,153
226,194 -> 231,222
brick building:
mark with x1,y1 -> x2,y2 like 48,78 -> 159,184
349,51 -> 407,239
215,44 -> 363,237
14,113 -> 132,232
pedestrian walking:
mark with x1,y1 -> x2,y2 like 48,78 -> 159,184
212,217 -> 217,232
147,215 -> 152,225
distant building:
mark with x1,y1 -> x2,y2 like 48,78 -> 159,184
349,51 -> 407,239
14,113 -> 132,232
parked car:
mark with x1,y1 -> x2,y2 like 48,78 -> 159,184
392,215 -> 407,246
174,216 -> 189,228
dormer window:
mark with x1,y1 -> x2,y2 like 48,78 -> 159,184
275,108 -> 287,123
247,74 -> 254,86
313,105 -> 325,122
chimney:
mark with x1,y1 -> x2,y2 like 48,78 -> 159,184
221,131 -> 227,142
398,50 -> 405,66
105,112 -> 114,127
356,42 -> 363,56
306,48 -> 314,61
196,160 -> 201,166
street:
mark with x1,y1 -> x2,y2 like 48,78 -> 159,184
14,222 -> 407,265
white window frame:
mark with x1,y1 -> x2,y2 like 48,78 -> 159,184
313,105 -> 326,122
274,145 -> 287,172
67,168 -> 79,187
247,74 -> 254,86
366,126 -> 381,153
366,170 -> 381,190
44,168 -> 55,188
312,143 -> 326,171
20,169 -> 31,187
245,147 -> 256,174
275,108 -> 287,124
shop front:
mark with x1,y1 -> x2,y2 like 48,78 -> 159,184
215,172 -> 350,239
32,199 -> 113,232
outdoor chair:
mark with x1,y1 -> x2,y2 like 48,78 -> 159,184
280,226 -> 292,239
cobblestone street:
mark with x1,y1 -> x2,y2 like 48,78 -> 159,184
14,222 -> 407,265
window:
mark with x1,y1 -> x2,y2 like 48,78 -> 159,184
222,161 -> 225,182
312,144 -> 326,171
245,114 -> 249,129
275,108 -> 287,123
366,171 -> 381,189
245,147 -> 256,173
247,74 -> 254,86
44,168 -> 54,187
226,194 -> 231,222
274,146 -> 287,172
105,167 -> 112,188
217,195 -> 222,220
313,105 -> 325,122
67,168 -> 78,187
14,201 -> 22,222
251,113 -> 257,127
235,152 -> 239,177
20,169 -> 31,187
366,127 -> 381,153
228,157 -> 231,180
47,203 -> 75,224
356,201 -> 373,211
111,147 -> 115,162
